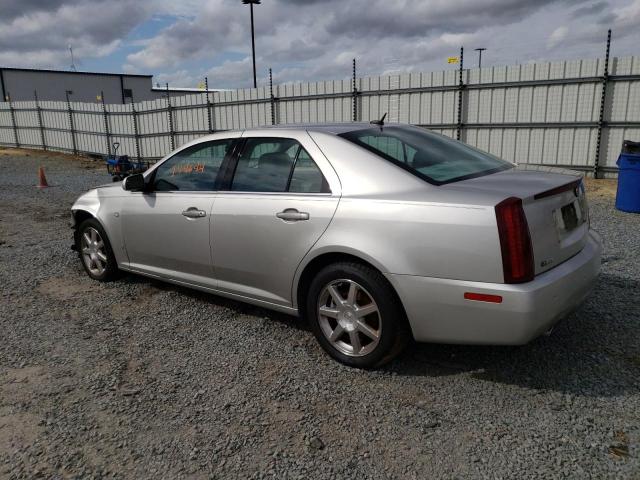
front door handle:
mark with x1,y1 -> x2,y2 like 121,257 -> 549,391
182,207 -> 207,218
276,208 -> 310,222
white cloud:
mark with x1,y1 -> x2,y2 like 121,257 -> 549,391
612,0 -> 640,33
548,26 -> 569,49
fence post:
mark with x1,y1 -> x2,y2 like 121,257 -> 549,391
352,58 -> 360,122
594,29 -> 612,179
456,46 -> 465,141
7,94 -> 19,148
34,91 -> 47,151
166,83 -> 175,150
205,77 -> 214,133
269,68 -> 278,125
130,93 -> 141,161
100,91 -> 111,156
65,90 -> 77,156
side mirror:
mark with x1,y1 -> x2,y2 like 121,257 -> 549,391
122,173 -> 146,191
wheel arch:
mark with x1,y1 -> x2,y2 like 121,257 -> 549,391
294,249 -> 412,337
72,209 -> 95,226
72,209 -> 97,243
72,210 -> 115,255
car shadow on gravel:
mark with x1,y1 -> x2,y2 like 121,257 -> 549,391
386,273 -> 640,398
115,271 -> 639,398
118,274 -> 310,333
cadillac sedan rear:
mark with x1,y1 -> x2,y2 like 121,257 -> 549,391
383,170 -> 602,346
313,125 -> 602,353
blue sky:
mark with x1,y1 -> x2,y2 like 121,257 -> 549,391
76,16 -> 172,73
1,0 -> 639,89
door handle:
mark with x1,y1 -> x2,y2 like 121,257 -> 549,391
276,208 -> 310,222
182,207 -> 207,218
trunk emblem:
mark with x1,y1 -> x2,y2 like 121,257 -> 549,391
540,258 -> 554,268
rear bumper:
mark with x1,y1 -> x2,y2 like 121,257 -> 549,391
386,230 -> 602,345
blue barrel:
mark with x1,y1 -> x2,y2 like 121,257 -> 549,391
615,140 -> 640,213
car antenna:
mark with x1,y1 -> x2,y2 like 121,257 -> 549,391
370,113 -> 387,126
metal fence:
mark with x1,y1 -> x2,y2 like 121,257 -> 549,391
1,53 -> 639,177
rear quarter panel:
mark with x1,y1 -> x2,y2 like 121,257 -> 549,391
307,197 -> 504,282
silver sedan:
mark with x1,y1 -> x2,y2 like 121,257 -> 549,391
71,123 -> 602,368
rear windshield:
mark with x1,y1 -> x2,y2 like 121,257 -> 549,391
339,126 -> 512,185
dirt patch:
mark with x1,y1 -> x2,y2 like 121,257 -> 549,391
584,178 -> 617,199
0,367 -> 47,453
37,275 -> 91,301
0,411 -> 43,454
109,284 -> 165,320
0,147 -> 34,157
0,147 -> 104,170
0,147 -> 82,161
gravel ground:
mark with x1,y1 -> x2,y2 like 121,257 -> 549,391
1,147 -> 639,479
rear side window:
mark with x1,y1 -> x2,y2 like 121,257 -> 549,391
339,126 -> 512,185
153,139 -> 233,191
231,138 -> 329,193
289,149 -> 325,193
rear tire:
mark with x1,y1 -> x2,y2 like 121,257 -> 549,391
76,218 -> 120,282
306,262 -> 410,368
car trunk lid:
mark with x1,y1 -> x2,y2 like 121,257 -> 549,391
450,169 -> 589,276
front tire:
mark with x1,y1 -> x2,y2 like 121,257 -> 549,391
76,218 -> 120,281
306,262 -> 410,368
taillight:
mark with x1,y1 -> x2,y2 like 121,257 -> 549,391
495,197 -> 534,283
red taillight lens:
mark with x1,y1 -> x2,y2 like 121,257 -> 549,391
495,197 -> 534,283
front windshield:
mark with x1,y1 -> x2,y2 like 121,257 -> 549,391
339,125 -> 513,185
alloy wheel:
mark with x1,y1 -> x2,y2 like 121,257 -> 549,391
317,279 -> 381,357
81,227 -> 108,276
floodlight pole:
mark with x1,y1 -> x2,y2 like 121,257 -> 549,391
250,4 -> 256,88
242,0 -> 261,89
475,48 -> 486,70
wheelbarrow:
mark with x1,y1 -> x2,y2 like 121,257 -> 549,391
106,142 -> 149,182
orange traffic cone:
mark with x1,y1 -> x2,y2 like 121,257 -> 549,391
37,166 -> 49,188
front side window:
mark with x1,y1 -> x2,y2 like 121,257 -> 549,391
153,139 -> 233,191
339,126 -> 512,185
231,138 -> 328,193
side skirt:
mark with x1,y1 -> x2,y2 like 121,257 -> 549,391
118,265 -> 299,316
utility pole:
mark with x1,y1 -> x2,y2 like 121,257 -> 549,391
474,47 -> 486,70
242,0 -> 261,88
69,45 -> 77,72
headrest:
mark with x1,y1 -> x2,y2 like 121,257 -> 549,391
411,150 -> 435,169
412,150 -> 444,169
259,152 -> 290,168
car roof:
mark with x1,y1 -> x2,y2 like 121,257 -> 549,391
257,122 -> 383,135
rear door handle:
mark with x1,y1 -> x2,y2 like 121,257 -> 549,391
182,207 -> 207,218
276,208 -> 310,222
